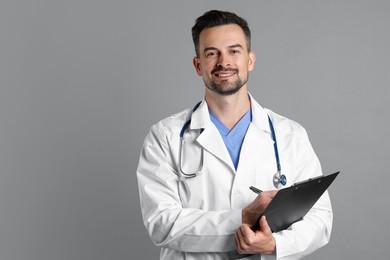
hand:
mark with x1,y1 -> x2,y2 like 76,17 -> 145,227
235,216 -> 276,255
242,190 -> 277,225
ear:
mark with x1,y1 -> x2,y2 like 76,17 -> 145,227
248,51 -> 256,72
193,57 -> 203,76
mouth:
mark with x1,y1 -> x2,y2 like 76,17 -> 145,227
212,69 -> 238,79
214,72 -> 236,78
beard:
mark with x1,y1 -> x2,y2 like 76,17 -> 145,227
204,68 -> 248,96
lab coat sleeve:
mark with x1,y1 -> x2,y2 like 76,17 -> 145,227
270,128 -> 333,260
137,125 -> 241,253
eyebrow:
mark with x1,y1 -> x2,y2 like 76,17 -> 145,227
203,47 -> 218,54
228,44 -> 243,49
203,44 -> 244,54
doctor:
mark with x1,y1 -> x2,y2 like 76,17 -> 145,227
137,10 -> 332,260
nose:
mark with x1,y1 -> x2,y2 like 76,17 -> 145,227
216,53 -> 231,68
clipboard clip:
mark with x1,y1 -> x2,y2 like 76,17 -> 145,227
292,175 -> 323,186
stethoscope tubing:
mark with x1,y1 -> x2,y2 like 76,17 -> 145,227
268,115 -> 281,173
179,101 -> 287,187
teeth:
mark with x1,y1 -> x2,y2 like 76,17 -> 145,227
217,73 -> 234,77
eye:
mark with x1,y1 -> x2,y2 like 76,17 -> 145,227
205,51 -> 216,57
230,49 -> 240,54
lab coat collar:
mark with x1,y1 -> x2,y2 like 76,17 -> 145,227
188,93 -> 271,172
189,93 -> 271,133
189,98 -> 210,130
248,92 -> 271,133
190,98 -> 235,170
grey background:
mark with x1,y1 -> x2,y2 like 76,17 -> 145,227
1,0 -> 389,259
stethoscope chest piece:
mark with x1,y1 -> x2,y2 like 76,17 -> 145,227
273,171 -> 287,188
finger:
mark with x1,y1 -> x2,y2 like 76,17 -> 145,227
234,231 -> 241,251
240,223 -> 254,239
236,225 -> 245,242
260,215 -> 272,235
259,190 -> 277,205
235,228 -> 246,253
262,190 -> 277,200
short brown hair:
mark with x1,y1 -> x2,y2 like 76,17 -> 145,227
191,10 -> 251,57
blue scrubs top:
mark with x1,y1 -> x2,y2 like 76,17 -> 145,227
209,109 -> 252,170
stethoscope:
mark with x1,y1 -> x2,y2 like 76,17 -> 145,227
179,102 -> 287,188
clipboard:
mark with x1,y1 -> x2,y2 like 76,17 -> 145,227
251,171 -> 339,232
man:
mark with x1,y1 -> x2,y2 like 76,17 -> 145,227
137,10 -> 332,260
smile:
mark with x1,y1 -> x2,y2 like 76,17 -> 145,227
214,72 -> 236,78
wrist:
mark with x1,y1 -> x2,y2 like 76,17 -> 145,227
268,236 -> 276,255
270,235 -> 276,255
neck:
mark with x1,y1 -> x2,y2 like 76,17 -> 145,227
205,87 -> 251,130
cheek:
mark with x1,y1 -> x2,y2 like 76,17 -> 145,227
200,64 -> 213,77
202,58 -> 218,70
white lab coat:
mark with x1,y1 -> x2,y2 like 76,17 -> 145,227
137,94 -> 332,260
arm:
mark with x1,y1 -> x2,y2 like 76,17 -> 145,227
236,196 -> 331,259
272,128 -> 333,260
137,126 -> 241,253
235,128 -> 333,260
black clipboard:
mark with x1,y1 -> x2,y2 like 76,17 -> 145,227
251,171 -> 339,232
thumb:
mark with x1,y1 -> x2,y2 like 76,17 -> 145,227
260,215 -> 272,235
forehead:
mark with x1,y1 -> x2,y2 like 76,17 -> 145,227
198,24 -> 247,51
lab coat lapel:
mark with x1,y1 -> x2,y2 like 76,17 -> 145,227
197,126 -> 235,170
248,93 -> 271,133
188,95 -> 272,171
190,100 -> 235,171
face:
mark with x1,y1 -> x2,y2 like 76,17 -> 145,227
193,24 -> 255,96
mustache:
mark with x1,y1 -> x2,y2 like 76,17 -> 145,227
211,67 -> 238,74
